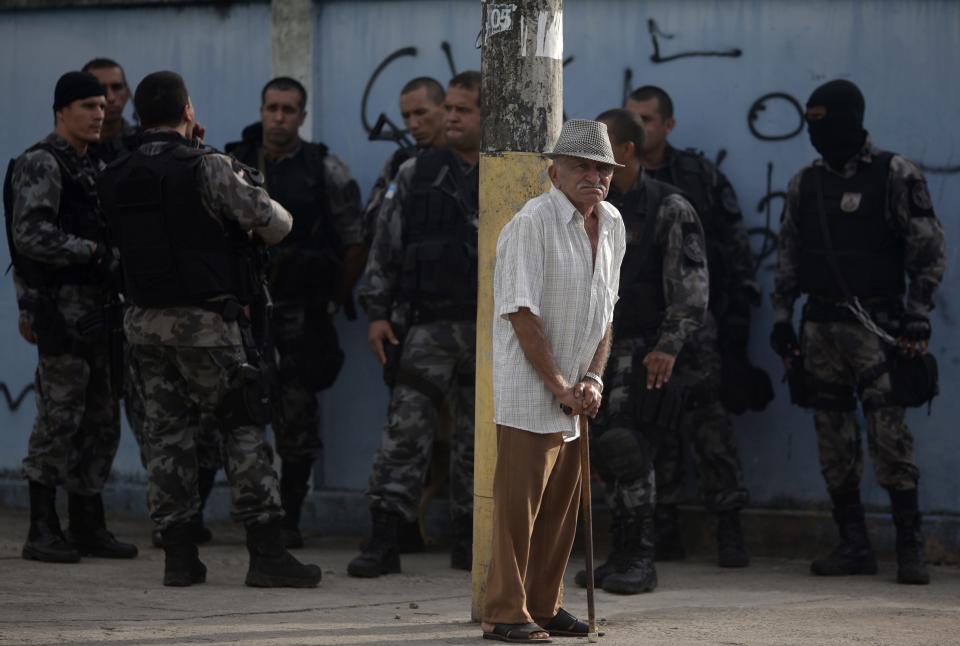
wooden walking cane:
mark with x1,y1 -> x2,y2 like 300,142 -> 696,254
578,414 -> 600,642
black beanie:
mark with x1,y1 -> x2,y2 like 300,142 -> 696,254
53,71 -> 106,111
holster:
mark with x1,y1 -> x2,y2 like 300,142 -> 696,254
298,304 -> 344,392
382,338 -> 403,387
786,359 -> 856,412
219,361 -> 272,428
33,297 -> 73,356
631,356 -> 686,442
859,350 -> 939,410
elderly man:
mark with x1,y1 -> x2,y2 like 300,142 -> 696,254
481,120 -> 626,643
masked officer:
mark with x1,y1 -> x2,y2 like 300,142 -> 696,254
225,77 -> 364,549
363,76 -> 447,247
82,58 -> 141,165
771,79 -> 945,585
98,70 -> 321,588
626,85 -> 767,566
573,109 -> 708,595
82,57 -> 221,549
350,71 -> 481,577
4,71 -> 138,564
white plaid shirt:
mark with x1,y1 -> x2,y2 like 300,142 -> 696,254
493,185 -> 626,440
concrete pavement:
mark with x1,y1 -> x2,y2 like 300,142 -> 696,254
1,507 -> 959,646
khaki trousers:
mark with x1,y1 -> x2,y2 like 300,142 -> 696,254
483,425 -> 582,625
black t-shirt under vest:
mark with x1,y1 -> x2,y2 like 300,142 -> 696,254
796,152 -> 904,299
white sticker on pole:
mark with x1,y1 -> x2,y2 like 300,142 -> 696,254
535,9 -> 563,60
485,4 -> 517,42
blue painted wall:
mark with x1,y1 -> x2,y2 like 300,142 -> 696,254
1,1 -> 958,514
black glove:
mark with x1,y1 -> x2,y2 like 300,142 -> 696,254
770,322 -> 800,359
900,312 -> 931,342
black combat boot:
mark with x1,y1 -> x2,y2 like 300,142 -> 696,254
347,509 -> 402,578
244,519 -> 322,588
601,507 -> 658,595
22,481 -> 80,563
717,509 -> 750,568
811,490 -> 877,576
889,488 -> 930,585
654,504 -> 686,561
162,524 -> 207,587
67,493 -> 138,559
576,510 -> 625,588
450,515 -> 473,571
280,459 -> 313,549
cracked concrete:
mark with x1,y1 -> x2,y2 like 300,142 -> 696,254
1,507 -> 959,645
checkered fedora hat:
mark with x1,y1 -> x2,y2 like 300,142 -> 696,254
545,119 -> 624,167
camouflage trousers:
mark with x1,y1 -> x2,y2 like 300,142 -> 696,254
129,343 -> 282,529
367,320 -> 475,523
22,339 -> 120,495
802,320 -> 919,493
124,343 -> 222,472
654,318 -> 749,511
271,302 -> 323,462
593,328 -> 748,514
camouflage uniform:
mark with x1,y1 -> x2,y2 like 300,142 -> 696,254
362,146 -> 421,247
357,152 -> 478,525
594,182 -> 709,514
117,130 -> 293,529
87,118 -> 140,166
647,146 -> 755,513
772,141 -> 946,494
11,134 -> 119,496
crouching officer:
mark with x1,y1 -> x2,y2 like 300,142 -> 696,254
6,71 -> 137,564
98,71 -> 321,588
575,109 -> 709,595
226,77 -> 365,549
771,79 -> 945,585
350,71 -> 481,577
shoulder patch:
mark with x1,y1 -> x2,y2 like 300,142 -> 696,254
719,184 -> 740,214
909,178 -> 933,216
681,221 -> 705,267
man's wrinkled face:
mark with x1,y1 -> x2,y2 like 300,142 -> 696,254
260,88 -> 306,149
87,66 -> 130,124
444,85 -> 481,152
549,156 -> 614,211
58,96 -> 106,143
624,97 -> 675,155
400,87 -> 446,146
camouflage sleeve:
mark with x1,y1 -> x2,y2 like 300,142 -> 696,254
771,171 -> 805,324
357,158 -> 412,321
11,149 -> 97,266
887,155 -> 946,317
654,194 -> 709,356
198,152 -> 292,246
362,156 -> 395,246
323,154 -> 364,247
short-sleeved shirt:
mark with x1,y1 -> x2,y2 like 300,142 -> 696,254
493,185 -> 626,440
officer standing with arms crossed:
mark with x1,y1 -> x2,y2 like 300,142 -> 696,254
226,77 -> 364,548
575,109 -> 709,595
98,71 -> 321,588
626,85 -> 766,566
363,76 -> 447,247
7,71 -> 138,564
771,79 -> 945,585
350,71 -> 481,577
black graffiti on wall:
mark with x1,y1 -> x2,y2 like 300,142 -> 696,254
748,93 -> 805,142
647,18 -> 742,63
749,161 -> 787,275
0,382 -> 33,412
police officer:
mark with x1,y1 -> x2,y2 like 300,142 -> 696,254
350,71 -> 481,577
82,57 -> 221,549
81,58 -> 140,165
7,71 -> 137,563
98,71 -> 321,588
771,79 -> 945,585
363,76 -> 447,247
626,85 -> 765,566
226,77 -> 364,549
575,109 -> 708,594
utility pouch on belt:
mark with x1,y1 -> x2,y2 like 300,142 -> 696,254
888,352 -> 939,408
786,361 -> 812,408
299,305 -> 344,392
383,340 -> 402,387
632,362 -> 686,439
34,297 -> 72,356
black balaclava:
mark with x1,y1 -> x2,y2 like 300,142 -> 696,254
53,71 -> 106,111
806,79 -> 867,170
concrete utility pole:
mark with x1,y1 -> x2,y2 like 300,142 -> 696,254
473,0 -> 563,621
271,0 -> 313,141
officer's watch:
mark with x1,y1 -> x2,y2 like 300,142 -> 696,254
582,371 -> 604,392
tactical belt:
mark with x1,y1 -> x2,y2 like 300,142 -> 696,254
411,303 -> 477,325
804,296 -> 901,323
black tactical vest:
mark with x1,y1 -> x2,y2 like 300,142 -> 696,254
796,152 -> 904,299
97,133 -> 257,308
3,142 -> 105,288
608,177 -> 681,337
399,148 -> 479,313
